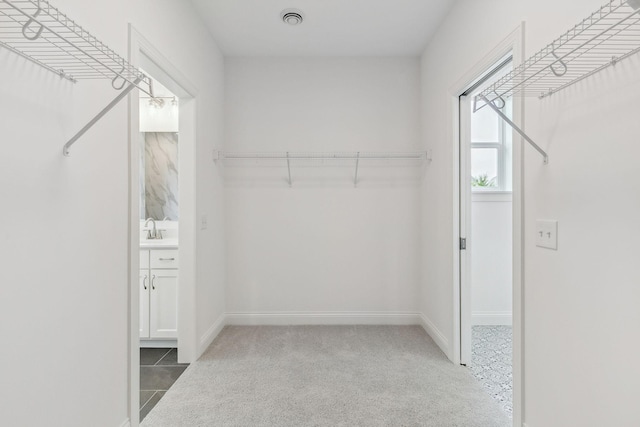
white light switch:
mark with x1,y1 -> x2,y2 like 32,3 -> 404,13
536,220 -> 558,250
201,214 -> 208,230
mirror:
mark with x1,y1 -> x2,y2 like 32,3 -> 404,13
140,132 -> 179,220
139,72 -> 180,220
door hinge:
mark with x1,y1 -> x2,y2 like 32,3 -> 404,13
460,238 -> 467,250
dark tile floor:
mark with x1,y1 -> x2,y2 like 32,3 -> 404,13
140,348 -> 189,422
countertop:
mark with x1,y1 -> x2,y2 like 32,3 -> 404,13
140,238 -> 179,249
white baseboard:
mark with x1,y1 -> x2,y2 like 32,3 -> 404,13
472,311 -> 512,326
418,314 -> 450,357
198,313 -> 226,357
139,339 -> 177,348
225,311 -> 422,326
119,419 -> 130,427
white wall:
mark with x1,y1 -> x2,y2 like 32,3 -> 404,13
0,1 -> 225,426
471,194 -> 512,325
420,0 -> 640,425
224,58 -> 422,320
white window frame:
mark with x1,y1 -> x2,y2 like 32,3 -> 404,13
470,99 -> 510,193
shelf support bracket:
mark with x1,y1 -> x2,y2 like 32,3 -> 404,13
286,152 -> 292,187
354,152 -> 360,188
63,78 -> 141,156
477,94 -> 549,164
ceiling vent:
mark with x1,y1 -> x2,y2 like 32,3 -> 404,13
281,9 -> 304,25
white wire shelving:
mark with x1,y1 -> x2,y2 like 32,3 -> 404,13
219,151 -> 429,187
0,0 -> 153,156
474,0 -> 640,164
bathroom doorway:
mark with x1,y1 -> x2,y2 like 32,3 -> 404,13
129,26 -> 198,426
137,72 -> 187,421
460,58 -> 514,417
450,25 -> 525,427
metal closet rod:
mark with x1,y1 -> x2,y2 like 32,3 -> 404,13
220,152 -> 427,160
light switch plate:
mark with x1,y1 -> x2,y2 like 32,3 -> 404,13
536,220 -> 558,250
201,214 -> 208,230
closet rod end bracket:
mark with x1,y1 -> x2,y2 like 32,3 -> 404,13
425,150 -> 433,162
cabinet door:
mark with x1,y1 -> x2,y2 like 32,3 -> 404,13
149,269 -> 178,339
140,270 -> 150,339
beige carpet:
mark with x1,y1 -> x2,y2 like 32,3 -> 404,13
142,325 -> 510,427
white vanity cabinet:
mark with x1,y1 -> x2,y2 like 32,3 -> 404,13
140,248 -> 179,340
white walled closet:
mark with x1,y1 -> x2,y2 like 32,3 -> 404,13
1,0 -> 639,426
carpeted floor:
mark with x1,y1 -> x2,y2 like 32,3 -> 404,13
142,325 -> 510,427
469,326 -> 513,418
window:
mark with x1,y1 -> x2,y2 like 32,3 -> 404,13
468,63 -> 513,192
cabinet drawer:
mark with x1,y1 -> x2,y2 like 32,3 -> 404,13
140,249 -> 150,269
150,249 -> 179,269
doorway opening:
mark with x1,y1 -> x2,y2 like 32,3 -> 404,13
460,58 -> 514,418
450,27 -> 526,426
129,26 -> 198,427
137,70 -> 189,422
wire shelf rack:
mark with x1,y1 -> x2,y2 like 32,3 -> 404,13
478,0 -> 640,105
220,151 -> 427,161
0,0 -> 154,155
220,151 -> 428,187
0,0 -> 151,93
473,0 -> 640,164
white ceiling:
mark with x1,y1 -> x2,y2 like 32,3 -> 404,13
190,0 -> 456,56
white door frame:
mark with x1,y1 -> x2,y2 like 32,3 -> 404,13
450,24 -> 525,427
127,26 -> 199,427
459,57 -> 512,366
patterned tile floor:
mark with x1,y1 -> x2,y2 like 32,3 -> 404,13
469,325 -> 513,418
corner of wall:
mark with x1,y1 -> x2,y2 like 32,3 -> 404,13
418,313 -> 451,359
197,313 -> 226,358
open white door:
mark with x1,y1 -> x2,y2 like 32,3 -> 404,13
459,94 -> 473,365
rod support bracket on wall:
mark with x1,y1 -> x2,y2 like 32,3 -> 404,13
476,94 -> 549,165
354,152 -> 360,188
286,152 -> 292,187
63,78 -> 141,156
425,150 -> 433,162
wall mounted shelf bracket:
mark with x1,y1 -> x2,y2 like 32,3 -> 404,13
475,94 -> 549,164
63,78 -> 142,156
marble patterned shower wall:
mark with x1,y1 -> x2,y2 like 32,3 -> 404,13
143,132 -> 179,221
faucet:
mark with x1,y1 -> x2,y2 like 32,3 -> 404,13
144,218 -> 157,239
